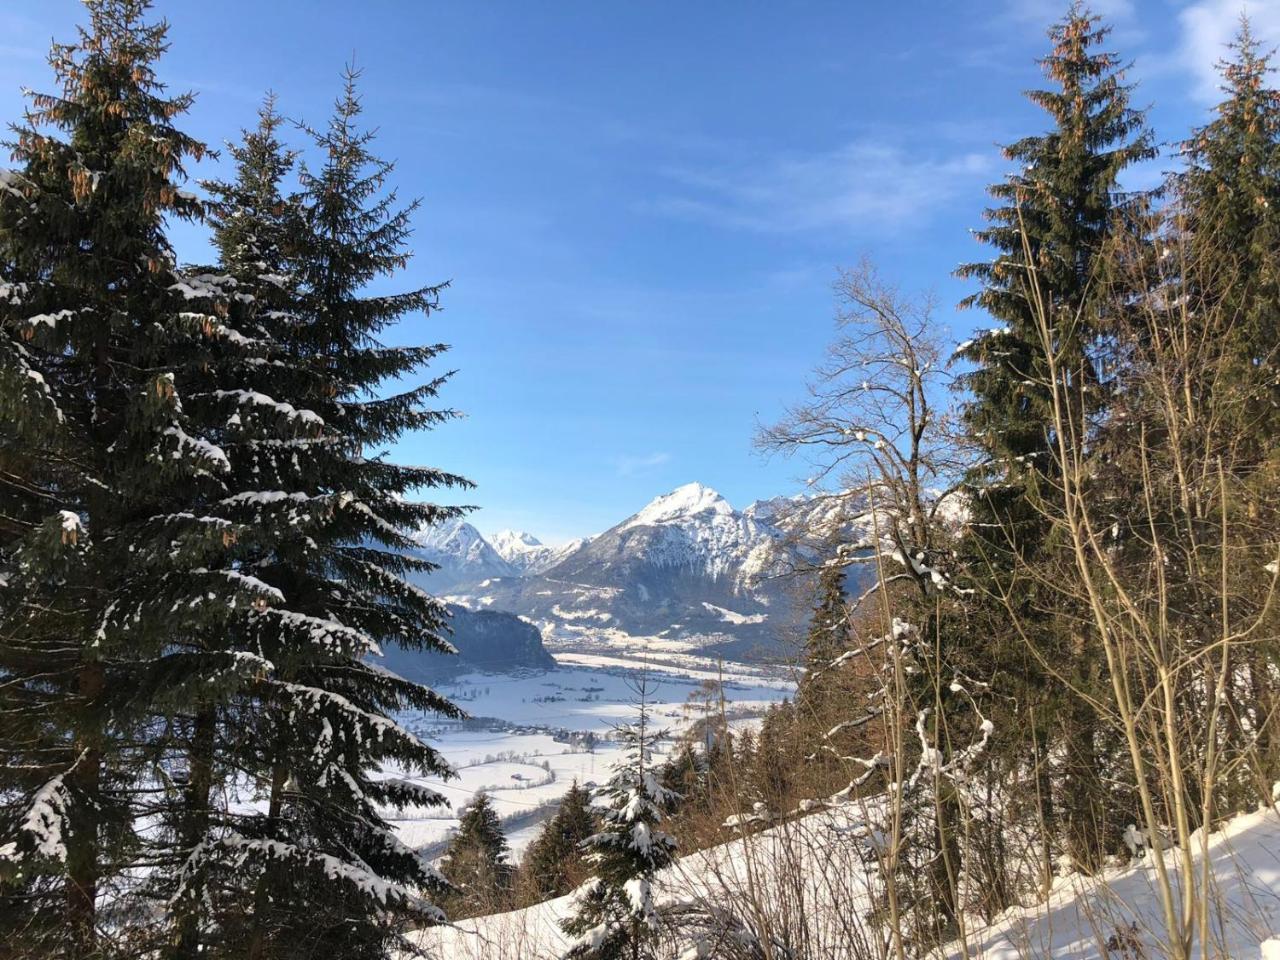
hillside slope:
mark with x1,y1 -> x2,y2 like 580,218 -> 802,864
377,605 -> 556,680
410,804 -> 1280,959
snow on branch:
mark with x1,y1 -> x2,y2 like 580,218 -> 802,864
213,835 -> 445,922
207,388 -> 325,430
273,681 -> 437,761
159,425 -> 231,474
252,607 -> 381,657
0,168 -> 31,201
0,755 -> 85,864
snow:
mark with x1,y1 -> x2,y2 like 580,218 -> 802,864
490,529 -> 589,575
161,425 -> 230,473
0,168 -> 28,200
200,568 -> 285,606
611,483 -> 788,585
25,309 -> 74,328
700,602 -> 766,626
210,389 -> 324,429
1,760 -> 81,864
219,836 -> 445,921
412,801 -> 1280,960
255,608 -> 382,657
954,806 -> 1280,959
382,658 -> 791,860
491,529 -> 542,552
58,510 -> 82,534
413,518 -> 518,581
168,275 -> 225,300
623,482 -> 734,530
550,605 -> 612,623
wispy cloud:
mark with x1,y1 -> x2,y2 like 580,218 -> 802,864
645,140 -> 992,235
615,451 -> 671,477
1176,0 -> 1280,102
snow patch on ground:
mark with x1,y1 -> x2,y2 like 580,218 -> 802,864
700,601 -> 767,625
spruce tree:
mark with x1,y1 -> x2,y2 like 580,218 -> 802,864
560,698 -> 678,960
439,793 -> 514,917
523,781 -> 597,901
795,564 -> 848,716
145,98 -> 309,960
0,4 -> 275,956
1104,18 -> 1280,813
658,744 -> 705,809
954,3 -> 1153,549
951,3 -> 1152,874
164,71 -> 472,960
1180,18 -> 1280,447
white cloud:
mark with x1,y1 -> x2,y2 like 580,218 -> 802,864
647,140 -> 992,235
615,452 -> 671,477
1178,0 -> 1280,102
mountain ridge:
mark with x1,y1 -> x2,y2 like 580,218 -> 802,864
410,482 -> 849,662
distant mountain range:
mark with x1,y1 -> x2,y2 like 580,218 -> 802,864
490,529 -> 592,577
408,482 -> 863,662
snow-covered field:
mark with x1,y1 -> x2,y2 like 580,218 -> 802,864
386,654 -> 793,858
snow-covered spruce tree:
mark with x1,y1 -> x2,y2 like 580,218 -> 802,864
0,4 -> 285,957
438,792 -> 514,917
159,74 -> 471,960
561,691 -> 679,960
952,4 -> 1152,875
137,98 -> 309,959
954,6 -> 1153,514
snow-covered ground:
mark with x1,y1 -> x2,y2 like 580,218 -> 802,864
952,804 -> 1280,959
410,799 -> 1280,959
386,654 -> 793,859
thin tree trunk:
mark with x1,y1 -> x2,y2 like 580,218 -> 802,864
246,761 -> 287,960
173,704 -> 216,959
931,786 -> 962,937
1036,734 -> 1055,898
67,660 -> 104,959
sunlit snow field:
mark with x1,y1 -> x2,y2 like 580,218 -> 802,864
383,654 -> 794,858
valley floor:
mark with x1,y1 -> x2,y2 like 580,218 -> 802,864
387,653 -> 793,858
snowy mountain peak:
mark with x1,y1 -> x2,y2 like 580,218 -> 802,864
624,482 -> 733,530
491,529 -> 543,553
413,516 -> 484,551
409,517 -> 517,587
489,528 -> 589,576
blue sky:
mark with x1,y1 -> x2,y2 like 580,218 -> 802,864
2,1 -> 1277,542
